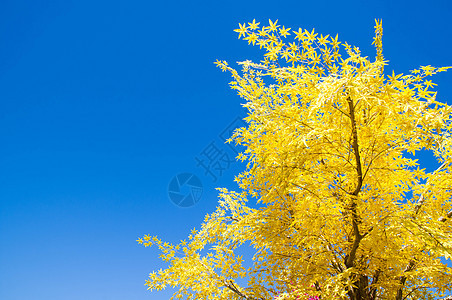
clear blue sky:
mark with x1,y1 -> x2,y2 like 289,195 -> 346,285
1,0 -> 451,299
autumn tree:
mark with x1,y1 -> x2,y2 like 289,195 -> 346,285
138,20 -> 452,299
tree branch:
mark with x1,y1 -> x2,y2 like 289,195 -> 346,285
396,162 -> 450,299
439,210 -> 452,222
395,260 -> 415,300
348,96 -> 364,196
344,96 -> 364,270
198,257 -> 259,299
414,161 -> 447,216
223,279 -> 261,299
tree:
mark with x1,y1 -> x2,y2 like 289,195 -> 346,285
137,19 -> 452,299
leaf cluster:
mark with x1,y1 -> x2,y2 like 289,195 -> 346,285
140,20 -> 452,300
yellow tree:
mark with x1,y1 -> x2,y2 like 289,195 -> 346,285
138,20 -> 452,300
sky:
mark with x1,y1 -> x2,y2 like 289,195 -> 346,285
0,0 -> 451,299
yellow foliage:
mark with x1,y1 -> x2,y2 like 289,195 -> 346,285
139,20 -> 452,300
